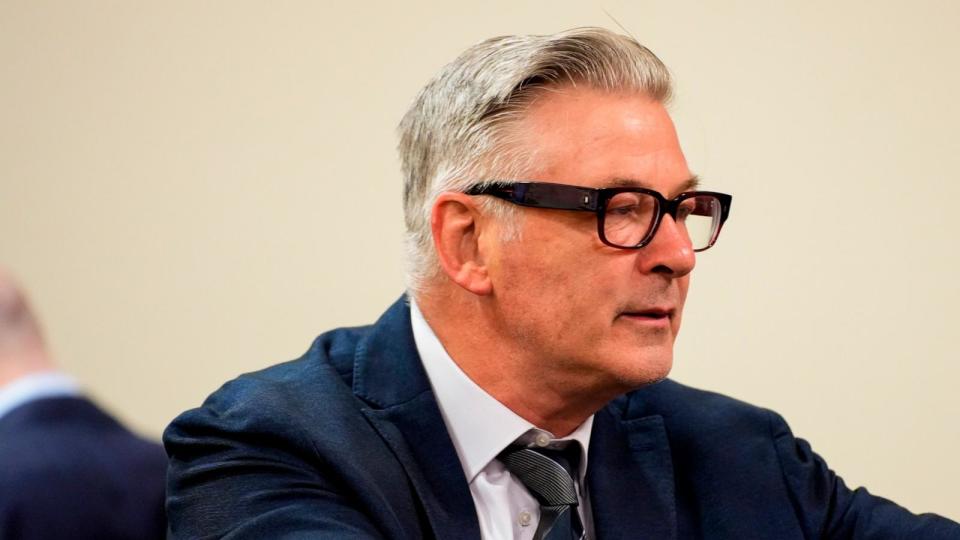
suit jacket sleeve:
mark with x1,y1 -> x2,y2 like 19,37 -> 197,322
769,410 -> 960,539
164,380 -> 388,540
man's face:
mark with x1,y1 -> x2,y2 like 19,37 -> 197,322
485,87 -> 696,395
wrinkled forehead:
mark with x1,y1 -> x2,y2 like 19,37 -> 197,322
502,87 -> 692,192
607,175 -> 701,196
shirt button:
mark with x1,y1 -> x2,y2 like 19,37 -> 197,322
518,510 -> 532,527
535,433 -> 550,447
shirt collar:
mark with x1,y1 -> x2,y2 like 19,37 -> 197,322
410,299 -> 593,483
0,371 -> 81,421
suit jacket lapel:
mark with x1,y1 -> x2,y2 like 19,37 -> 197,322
588,400 -> 677,540
354,297 -> 481,540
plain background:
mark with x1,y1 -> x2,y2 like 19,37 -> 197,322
2,0 -> 958,520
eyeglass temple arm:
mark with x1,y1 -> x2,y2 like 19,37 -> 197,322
470,182 -> 599,211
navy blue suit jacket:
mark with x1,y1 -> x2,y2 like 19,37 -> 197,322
0,395 -> 167,539
166,298 -> 959,539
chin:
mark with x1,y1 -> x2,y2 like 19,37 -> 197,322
607,349 -> 674,392
636,359 -> 673,387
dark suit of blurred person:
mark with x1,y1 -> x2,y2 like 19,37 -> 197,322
0,270 -> 166,540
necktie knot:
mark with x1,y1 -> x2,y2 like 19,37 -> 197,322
498,442 -> 584,540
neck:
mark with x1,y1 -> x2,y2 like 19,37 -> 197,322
416,286 -> 616,437
0,347 -> 55,389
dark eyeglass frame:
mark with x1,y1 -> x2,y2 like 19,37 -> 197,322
465,181 -> 733,251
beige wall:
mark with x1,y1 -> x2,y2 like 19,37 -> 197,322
2,0 -> 957,520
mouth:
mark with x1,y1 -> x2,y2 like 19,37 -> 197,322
619,307 -> 674,327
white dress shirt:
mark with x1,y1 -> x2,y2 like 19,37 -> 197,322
410,300 -> 595,540
0,371 -> 80,422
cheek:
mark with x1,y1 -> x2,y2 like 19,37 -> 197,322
496,246 -> 591,329
677,275 -> 690,303
505,255 -> 582,313
501,227 -> 586,289
672,276 -> 691,335
494,217 -> 626,328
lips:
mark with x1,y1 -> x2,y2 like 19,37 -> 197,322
622,307 -> 673,319
618,307 -> 674,327
636,309 -> 671,318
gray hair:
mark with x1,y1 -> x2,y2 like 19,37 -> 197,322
398,27 -> 673,293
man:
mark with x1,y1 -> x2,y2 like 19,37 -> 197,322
165,28 -> 960,538
0,270 -> 167,539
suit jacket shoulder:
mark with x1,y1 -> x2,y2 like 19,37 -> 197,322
0,396 -> 167,540
166,298 -> 467,539
609,379 -> 960,538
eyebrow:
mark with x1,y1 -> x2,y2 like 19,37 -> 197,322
608,174 -> 701,194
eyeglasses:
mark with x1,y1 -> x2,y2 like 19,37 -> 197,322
465,181 -> 732,251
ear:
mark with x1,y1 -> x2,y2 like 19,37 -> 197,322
431,192 -> 493,296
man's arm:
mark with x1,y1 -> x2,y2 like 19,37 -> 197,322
769,411 -> 960,539
164,386 -> 390,540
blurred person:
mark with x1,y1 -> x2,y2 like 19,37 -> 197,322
0,269 -> 166,540
166,28 -> 959,539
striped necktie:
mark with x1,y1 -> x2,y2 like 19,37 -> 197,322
498,443 -> 584,540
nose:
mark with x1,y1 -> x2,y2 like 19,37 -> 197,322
637,215 -> 696,277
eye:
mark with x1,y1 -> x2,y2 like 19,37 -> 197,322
676,198 -> 697,221
606,192 -> 656,218
608,203 -> 641,216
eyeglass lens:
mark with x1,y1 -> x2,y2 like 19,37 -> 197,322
603,192 -> 722,250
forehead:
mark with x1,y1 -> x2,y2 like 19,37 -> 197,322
511,87 -> 692,194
